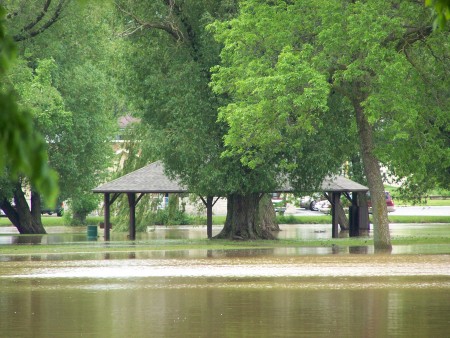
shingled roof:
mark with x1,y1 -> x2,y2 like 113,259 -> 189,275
321,175 -> 368,192
93,161 -> 368,194
93,161 -> 186,193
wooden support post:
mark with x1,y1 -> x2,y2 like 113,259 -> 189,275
104,193 -> 110,241
128,192 -> 136,240
331,192 -> 340,238
200,196 -> 219,239
206,196 -> 213,239
349,192 -> 359,237
349,206 -> 360,237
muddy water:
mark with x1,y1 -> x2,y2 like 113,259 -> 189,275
1,224 -> 449,337
1,255 -> 449,337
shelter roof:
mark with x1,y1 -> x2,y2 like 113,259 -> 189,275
93,161 -> 368,194
93,161 -> 186,193
275,175 -> 368,193
320,175 -> 368,192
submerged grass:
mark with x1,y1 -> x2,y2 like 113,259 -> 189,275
1,234 -> 449,257
1,210 -> 449,257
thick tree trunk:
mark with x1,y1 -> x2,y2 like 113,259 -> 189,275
0,184 -> 46,234
214,193 -> 276,240
259,193 -> 280,231
353,99 -> 392,251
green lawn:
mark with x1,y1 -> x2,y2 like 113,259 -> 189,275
384,186 -> 450,206
1,214 -> 450,227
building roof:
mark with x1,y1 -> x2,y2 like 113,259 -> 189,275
93,161 -> 368,194
93,161 -> 186,193
320,175 -> 368,192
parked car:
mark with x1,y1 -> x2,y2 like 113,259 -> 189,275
316,199 -> 332,214
315,191 -> 395,215
299,194 -> 322,211
367,191 -> 395,213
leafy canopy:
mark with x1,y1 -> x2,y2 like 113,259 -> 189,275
0,6 -> 58,205
210,0 -> 449,195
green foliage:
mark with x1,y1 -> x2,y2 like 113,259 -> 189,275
211,0 -> 449,195
116,0 -> 287,196
276,215 -> 332,225
209,1 -> 355,190
0,5 -> 59,206
426,0 -> 450,29
151,208 -> 191,227
2,1 -> 119,223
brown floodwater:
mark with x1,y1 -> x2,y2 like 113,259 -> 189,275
0,255 -> 449,337
0,224 -> 449,337
2,223 -> 450,256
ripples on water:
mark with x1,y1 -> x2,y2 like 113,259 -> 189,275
1,225 -> 449,337
2,254 -> 449,279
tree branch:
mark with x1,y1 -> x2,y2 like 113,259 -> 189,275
22,0 -> 52,32
13,0 -> 69,42
115,2 -> 184,41
395,25 -> 433,52
163,0 -> 198,56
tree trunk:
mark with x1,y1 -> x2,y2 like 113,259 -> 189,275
325,192 -> 349,231
73,211 -> 87,225
214,193 -> 276,240
30,190 -> 43,227
353,99 -> 392,251
0,183 -> 46,234
259,193 -> 280,231
335,201 -> 349,230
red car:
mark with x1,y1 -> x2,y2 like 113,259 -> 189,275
367,191 -> 395,213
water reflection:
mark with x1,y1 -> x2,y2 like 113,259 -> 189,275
1,224 -> 450,337
349,246 -> 370,254
1,223 -> 449,243
1,224 -> 449,262
3,255 -> 449,279
0,226 -> 86,245
0,274 -> 449,337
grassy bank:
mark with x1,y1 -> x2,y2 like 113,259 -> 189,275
387,215 -> 450,223
0,216 -> 104,227
276,215 -> 450,224
384,186 -> 450,206
1,214 -> 450,227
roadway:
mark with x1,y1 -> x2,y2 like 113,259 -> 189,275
287,205 -> 450,217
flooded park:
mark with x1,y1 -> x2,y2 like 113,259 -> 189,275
1,223 -> 449,337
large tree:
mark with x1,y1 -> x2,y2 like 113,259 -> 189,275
210,0 -> 449,250
1,0 -> 118,231
0,5 -> 58,209
116,0 -> 349,239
